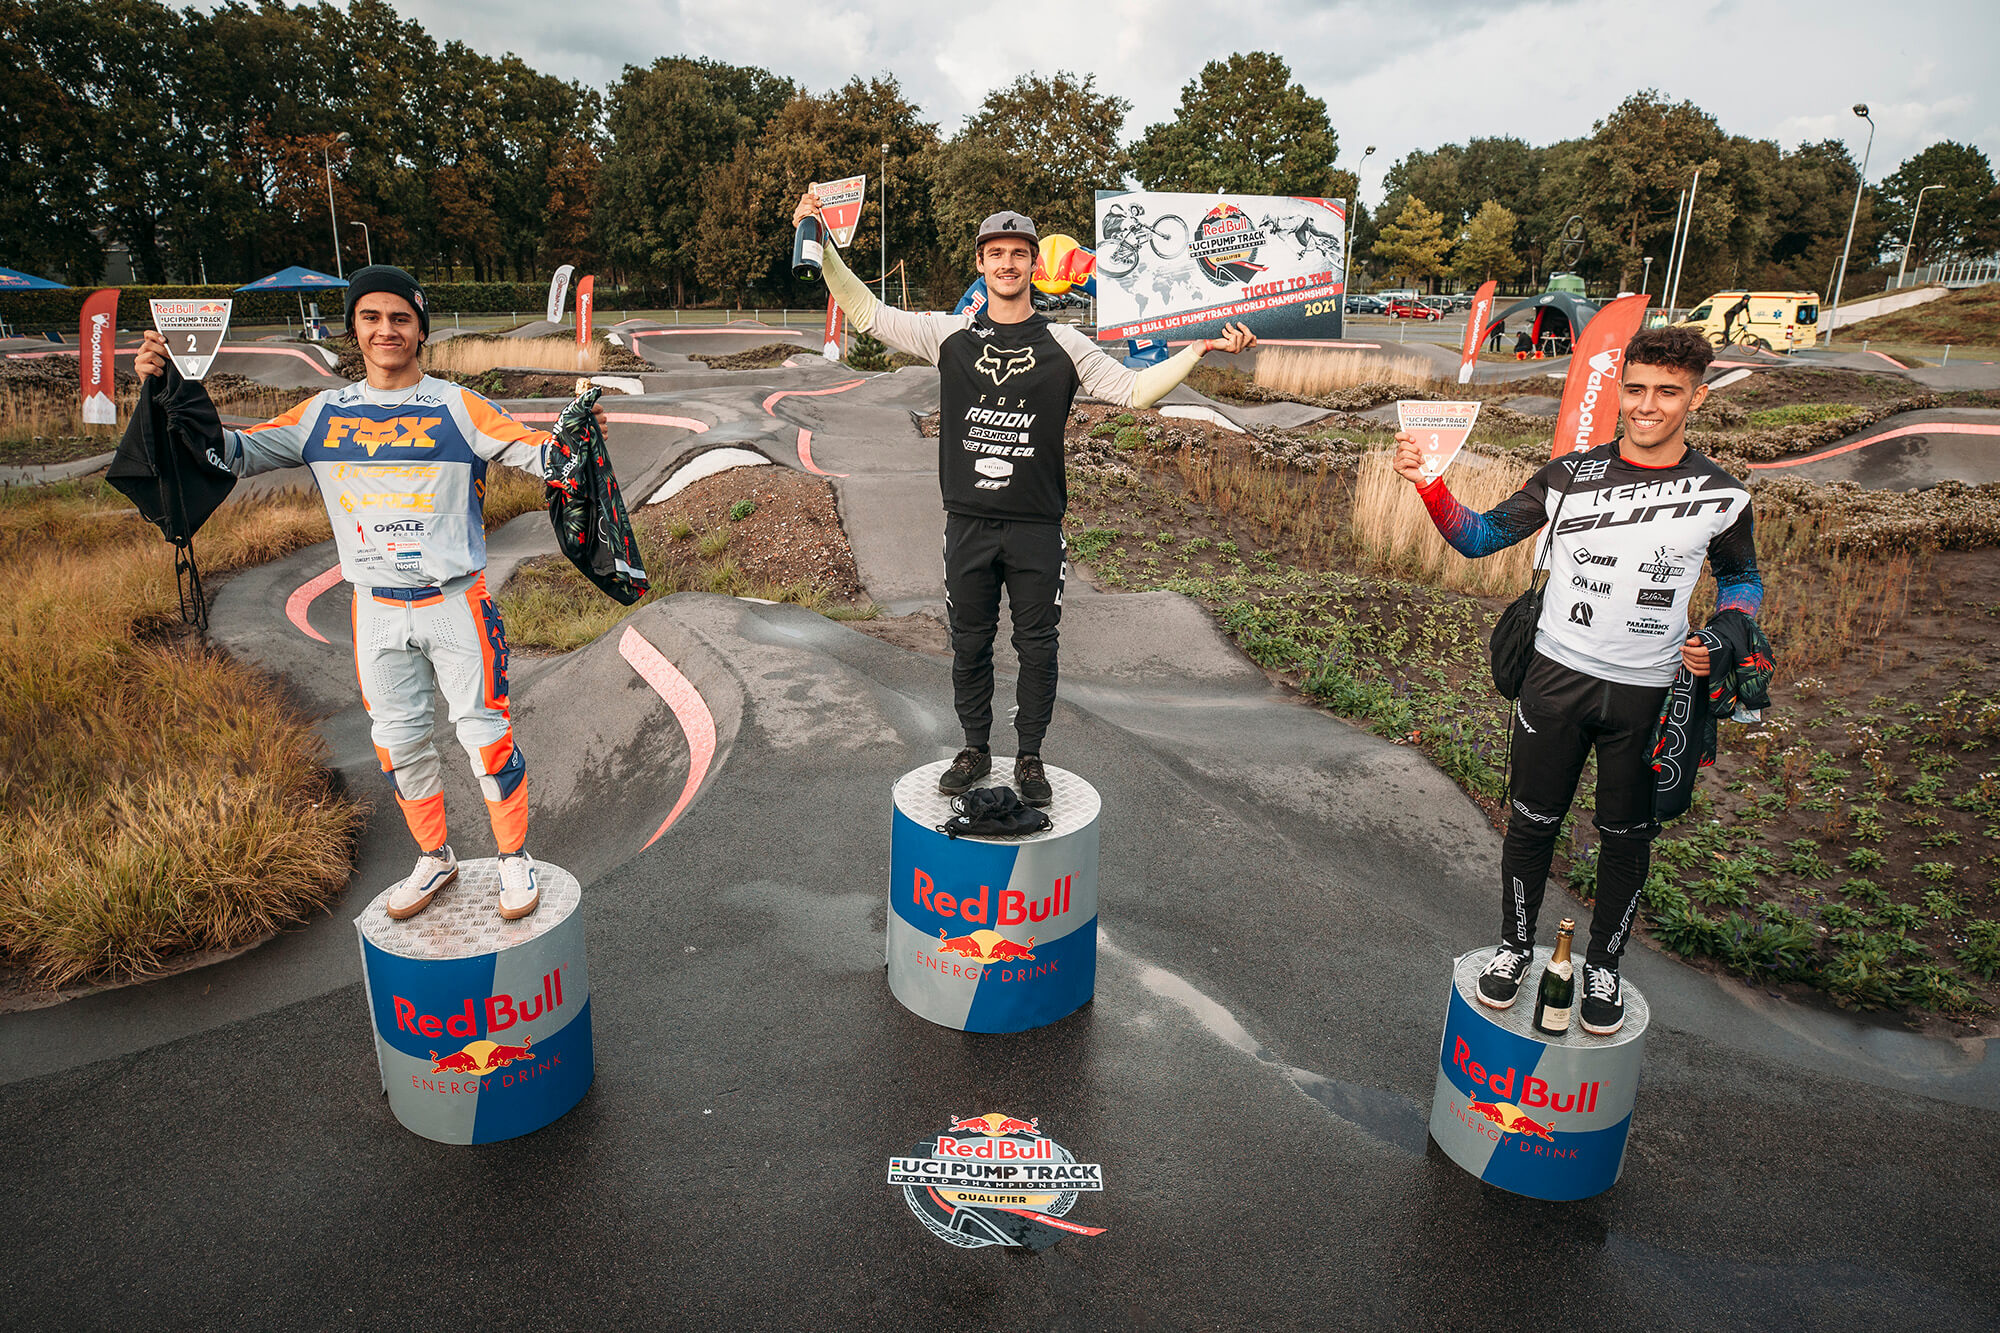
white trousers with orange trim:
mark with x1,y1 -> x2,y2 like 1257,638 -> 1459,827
351,572 -> 529,854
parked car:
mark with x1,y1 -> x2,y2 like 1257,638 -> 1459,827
1345,293 -> 1387,315
1385,299 -> 1444,321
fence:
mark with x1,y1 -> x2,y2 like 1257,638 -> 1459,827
1889,258 -> 2000,290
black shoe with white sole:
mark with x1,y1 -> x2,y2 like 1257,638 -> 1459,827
1476,945 -> 1533,1009
1580,963 -> 1625,1034
1013,754 -> 1052,807
938,747 -> 992,796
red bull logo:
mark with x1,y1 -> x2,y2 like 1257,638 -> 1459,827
947,1113 -> 1040,1138
198,301 -> 227,315
1453,1037 -> 1602,1115
416,1035 -> 561,1095
912,868 -> 1072,926
393,966 -> 566,1040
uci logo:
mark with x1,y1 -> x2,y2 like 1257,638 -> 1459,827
1569,602 -> 1594,626
322,416 -> 443,457
975,345 -> 1036,386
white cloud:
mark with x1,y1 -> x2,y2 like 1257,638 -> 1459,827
375,0 -> 1997,204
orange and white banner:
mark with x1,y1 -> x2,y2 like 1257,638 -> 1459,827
575,275 -> 594,347
1397,400 -> 1482,481
1550,292 -> 1650,457
814,174 -> 867,248
822,296 -> 844,362
1458,279 -> 1496,385
80,288 -> 120,425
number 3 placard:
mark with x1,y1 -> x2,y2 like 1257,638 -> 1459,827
149,298 -> 233,380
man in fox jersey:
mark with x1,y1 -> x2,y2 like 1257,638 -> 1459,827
1395,326 -> 1762,1035
136,265 -> 603,922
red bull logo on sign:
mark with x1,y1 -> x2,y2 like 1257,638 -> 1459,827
889,1112 -> 1107,1251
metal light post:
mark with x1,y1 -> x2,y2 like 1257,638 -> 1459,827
1827,103 -> 1874,346
323,131 -> 351,278
1340,145 -> 1375,294
1896,182 -> 1941,288
1642,256 -> 1654,297
349,221 -> 372,267
879,143 -> 889,303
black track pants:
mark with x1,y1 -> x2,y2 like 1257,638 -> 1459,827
1501,652 -> 1669,968
943,514 -> 1066,753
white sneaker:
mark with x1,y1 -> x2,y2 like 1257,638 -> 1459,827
497,851 -> 540,920
388,845 -> 457,920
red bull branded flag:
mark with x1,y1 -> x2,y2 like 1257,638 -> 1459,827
80,288 -> 120,425
1550,293 -> 1650,458
1459,279 -> 1497,385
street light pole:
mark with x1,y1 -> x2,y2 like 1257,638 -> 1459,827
1827,103 -> 1874,346
879,143 -> 889,304
323,131 -> 351,278
349,221 -> 372,267
1642,256 -> 1654,298
1896,182 -> 1941,288
1340,145 -> 1375,296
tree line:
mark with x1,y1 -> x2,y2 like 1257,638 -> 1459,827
6,1 -> 1996,308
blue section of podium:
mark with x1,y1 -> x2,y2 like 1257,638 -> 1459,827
1428,947 -> 1649,1201
355,860 -> 594,1145
887,760 -> 1101,1034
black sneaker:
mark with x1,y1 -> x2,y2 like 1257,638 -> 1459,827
938,747 -> 991,796
1580,964 -> 1624,1035
1013,754 -> 1052,807
1476,946 -> 1532,1009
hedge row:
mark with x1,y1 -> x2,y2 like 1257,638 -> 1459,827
0,282 -> 687,329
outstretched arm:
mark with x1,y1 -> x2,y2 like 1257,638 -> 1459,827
1393,431 -> 1552,558
1050,323 -> 1258,409
796,190 -> 959,363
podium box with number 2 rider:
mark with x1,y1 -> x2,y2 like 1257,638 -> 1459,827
795,190 -> 1255,805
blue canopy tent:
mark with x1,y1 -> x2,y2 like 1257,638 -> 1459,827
0,266 -> 71,290
236,265 -> 348,332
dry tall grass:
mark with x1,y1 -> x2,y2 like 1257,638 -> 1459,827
424,335 -> 603,376
1171,445 -> 1345,566
0,466 -> 547,988
1254,346 -> 1444,398
1350,449 -> 1537,595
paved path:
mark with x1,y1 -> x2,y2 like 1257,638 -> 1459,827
5,356 -> 1997,1329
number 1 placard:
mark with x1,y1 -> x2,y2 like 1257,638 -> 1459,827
150,298 -> 233,380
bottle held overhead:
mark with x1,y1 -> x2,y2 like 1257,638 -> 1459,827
1533,919 -> 1577,1036
793,211 -> 825,283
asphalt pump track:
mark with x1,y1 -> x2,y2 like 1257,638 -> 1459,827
4,358 -> 1998,1329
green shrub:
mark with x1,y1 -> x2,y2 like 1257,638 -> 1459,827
728,499 -> 756,522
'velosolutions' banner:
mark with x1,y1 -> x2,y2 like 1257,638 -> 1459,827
1458,279 -> 1497,384
575,275 -> 594,347
80,288 -> 120,425
546,264 -> 575,324
1095,190 -> 1345,343
814,174 -> 867,248
1550,293 -> 1650,457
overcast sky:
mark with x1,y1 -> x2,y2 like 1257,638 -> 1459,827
379,0 -> 1998,204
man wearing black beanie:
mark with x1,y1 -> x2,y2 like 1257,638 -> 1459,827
137,264 -> 600,922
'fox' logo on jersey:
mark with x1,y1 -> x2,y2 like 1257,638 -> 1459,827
975,345 -> 1036,386
321,416 -> 443,457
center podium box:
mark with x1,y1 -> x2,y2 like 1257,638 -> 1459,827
887,759 -> 1100,1034
356,859 -> 594,1145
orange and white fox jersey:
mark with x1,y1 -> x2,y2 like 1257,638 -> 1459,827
223,375 -> 551,588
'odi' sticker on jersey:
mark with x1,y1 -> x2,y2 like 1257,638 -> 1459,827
1398,399 -> 1482,481
150,298 -> 232,380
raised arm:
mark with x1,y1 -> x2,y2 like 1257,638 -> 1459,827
136,328 -> 313,476
797,191 -> 960,363
1049,323 -> 1258,409
1394,431 -> 1556,559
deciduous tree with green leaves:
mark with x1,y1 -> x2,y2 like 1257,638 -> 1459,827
1371,197 -> 1454,292
1130,52 -> 1344,197
1455,200 -> 1520,284
1877,141 -> 2000,269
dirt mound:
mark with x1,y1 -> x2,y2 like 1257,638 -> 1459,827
689,343 -> 802,370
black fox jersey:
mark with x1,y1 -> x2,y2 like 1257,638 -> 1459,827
1420,442 -> 1762,686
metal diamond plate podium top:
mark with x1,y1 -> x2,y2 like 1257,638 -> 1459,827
1452,946 -> 1651,1047
892,759 -> 1100,845
355,859 -> 582,961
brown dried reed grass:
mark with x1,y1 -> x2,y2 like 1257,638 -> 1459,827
423,335 -> 603,376
1350,449 -> 1538,596
1253,346 -> 1444,398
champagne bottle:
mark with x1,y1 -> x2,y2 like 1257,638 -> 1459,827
792,212 -> 825,282
1533,919 -> 1576,1036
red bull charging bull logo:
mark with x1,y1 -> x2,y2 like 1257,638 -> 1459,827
888,1112 -> 1106,1251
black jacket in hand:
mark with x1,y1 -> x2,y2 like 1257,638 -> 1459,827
544,385 -> 649,606
1651,608 -> 1776,822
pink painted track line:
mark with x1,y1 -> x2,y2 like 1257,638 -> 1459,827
285,564 -> 345,642
761,379 -> 867,416
512,410 -> 709,432
1154,338 -> 1384,350
626,328 -> 808,338
619,626 -> 718,848
795,427 -> 847,478
1748,420 -> 2000,470
7,345 -> 341,376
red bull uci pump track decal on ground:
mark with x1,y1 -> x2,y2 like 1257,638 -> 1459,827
889,1113 -> 1106,1251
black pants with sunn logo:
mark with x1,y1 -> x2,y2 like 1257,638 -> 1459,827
1502,652 -> 1669,968
943,514 -> 1066,755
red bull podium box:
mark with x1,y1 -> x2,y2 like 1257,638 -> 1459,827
1429,946 -> 1650,1200
889,760 -> 1100,1034
356,859 -> 594,1144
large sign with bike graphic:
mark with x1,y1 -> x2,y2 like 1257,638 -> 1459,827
1094,190 -> 1345,343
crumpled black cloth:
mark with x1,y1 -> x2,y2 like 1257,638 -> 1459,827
545,384 -> 649,606
107,362 -> 235,546
939,785 -> 1053,839
1651,609 -> 1776,821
